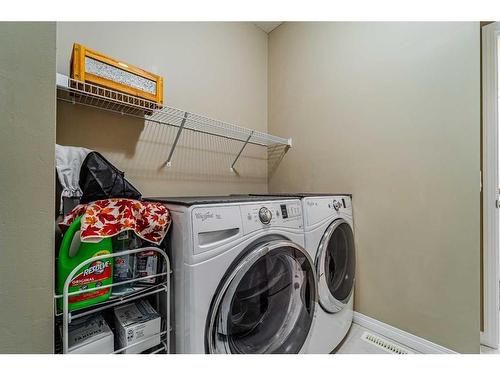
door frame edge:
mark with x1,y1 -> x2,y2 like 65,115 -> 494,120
481,21 -> 500,349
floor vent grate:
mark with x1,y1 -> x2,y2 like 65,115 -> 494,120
360,332 -> 413,354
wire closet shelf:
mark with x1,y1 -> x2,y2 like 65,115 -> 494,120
56,74 -> 292,170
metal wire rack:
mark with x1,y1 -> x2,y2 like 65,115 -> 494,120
56,73 -> 292,171
54,246 -> 171,354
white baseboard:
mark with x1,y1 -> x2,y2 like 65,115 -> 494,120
353,312 -> 457,354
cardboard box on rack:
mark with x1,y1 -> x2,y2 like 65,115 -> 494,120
66,314 -> 114,354
114,299 -> 161,354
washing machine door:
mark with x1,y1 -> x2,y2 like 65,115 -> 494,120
206,239 -> 317,354
316,219 -> 355,313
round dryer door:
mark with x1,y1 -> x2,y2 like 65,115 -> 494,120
206,240 -> 317,354
316,219 -> 356,313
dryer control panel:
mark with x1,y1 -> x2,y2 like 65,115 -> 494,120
240,201 -> 303,234
303,195 -> 352,228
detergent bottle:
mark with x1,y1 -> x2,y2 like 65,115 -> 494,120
57,216 -> 113,311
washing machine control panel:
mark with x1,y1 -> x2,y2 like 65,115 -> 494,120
241,201 -> 303,233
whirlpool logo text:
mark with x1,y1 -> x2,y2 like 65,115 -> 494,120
195,210 -> 224,222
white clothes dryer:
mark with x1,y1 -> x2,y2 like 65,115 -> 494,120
248,193 -> 356,353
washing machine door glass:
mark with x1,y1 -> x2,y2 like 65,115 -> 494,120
206,240 -> 316,354
316,219 -> 355,313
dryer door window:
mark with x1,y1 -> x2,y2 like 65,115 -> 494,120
206,240 -> 316,354
316,219 -> 355,313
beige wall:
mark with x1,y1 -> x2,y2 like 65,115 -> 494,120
0,22 -> 56,353
268,22 -> 480,353
56,22 -> 270,197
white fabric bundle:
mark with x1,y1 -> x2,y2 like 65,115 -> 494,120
55,144 -> 92,212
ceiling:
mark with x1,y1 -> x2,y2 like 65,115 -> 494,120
254,22 -> 283,34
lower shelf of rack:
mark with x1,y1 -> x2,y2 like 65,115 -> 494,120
55,327 -> 171,354
54,281 -> 168,321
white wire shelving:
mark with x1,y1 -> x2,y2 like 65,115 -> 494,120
54,246 -> 171,355
56,73 -> 292,171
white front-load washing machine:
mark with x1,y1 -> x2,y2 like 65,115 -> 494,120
148,196 -> 318,354
248,193 -> 356,353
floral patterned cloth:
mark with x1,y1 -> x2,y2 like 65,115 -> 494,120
59,198 -> 171,245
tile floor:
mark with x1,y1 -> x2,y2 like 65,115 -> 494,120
481,345 -> 500,354
480,329 -> 500,354
334,323 -> 418,354
481,344 -> 500,354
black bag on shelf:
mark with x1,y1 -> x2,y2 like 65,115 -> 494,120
79,151 -> 141,204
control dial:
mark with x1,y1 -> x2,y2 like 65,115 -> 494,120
259,207 -> 273,224
332,200 -> 342,211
